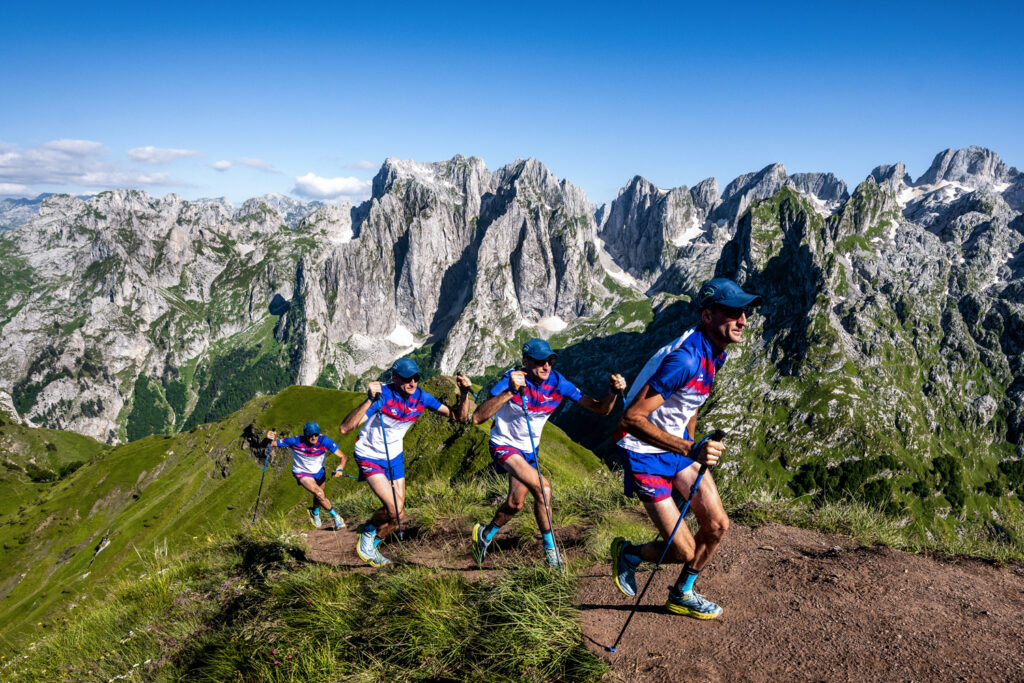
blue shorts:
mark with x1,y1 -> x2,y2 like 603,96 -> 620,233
489,443 -> 539,472
294,468 -> 327,487
355,453 -> 405,481
619,446 -> 696,502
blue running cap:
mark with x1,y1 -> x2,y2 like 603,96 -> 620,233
696,278 -> 763,310
521,338 -> 557,362
303,421 -> 321,436
391,357 -> 420,379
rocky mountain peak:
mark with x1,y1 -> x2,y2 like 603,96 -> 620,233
916,146 -> 1017,189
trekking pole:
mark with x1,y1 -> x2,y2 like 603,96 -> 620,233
518,385 -> 564,571
250,442 -> 273,525
607,429 -> 726,652
376,393 -> 404,541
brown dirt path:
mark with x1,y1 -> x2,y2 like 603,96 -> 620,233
581,523 -> 1024,682
302,520 -> 1024,681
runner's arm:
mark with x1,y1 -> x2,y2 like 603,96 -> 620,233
339,382 -> 383,434
471,371 -> 526,424
620,385 -> 696,459
576,373 -> 627,415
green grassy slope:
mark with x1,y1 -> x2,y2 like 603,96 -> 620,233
0,380 -> 600,645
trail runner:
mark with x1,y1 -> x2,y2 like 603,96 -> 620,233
470,338 -> 626,568
340,357 -> 472,566
266,422 -> 347,530
610,277 -> 761,618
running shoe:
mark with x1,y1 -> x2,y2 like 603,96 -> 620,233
611,537 -> 638,597
545,546 -> 563,569
308,507 -> 322,528
356,532 -> 391,567
331,514 -> 345,531
471,522 -> 489,565
665,586 -> 723,619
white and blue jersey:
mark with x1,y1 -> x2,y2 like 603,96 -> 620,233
354,384 -> 443,461
617,327 -> 725,472
488,369 -> 583,452
275,435 -> 340,476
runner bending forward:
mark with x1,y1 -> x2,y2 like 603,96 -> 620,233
470,338 -> 626,568
267,422 -> 347,530
340,357 -> 472,566
612,277 -> 761,619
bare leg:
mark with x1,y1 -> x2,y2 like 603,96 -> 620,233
490,454 -> 553,532
672,466 -> 729,571
297,476 -> 333,511
365,474 -> 406,538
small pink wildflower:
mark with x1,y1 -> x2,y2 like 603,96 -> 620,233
274,660 -> 280,665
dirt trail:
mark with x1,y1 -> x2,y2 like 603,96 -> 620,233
304,521 -> 1024,681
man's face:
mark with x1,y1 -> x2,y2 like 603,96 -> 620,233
393,372 -> 419,396
523,355 -> 554,381
304,433 -> 320,445
702,304 -> 752,348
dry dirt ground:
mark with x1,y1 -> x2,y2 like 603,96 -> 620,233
305,520 -> 1024,682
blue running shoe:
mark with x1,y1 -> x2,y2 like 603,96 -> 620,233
331,514 -> 345,531
545,546 -> 563,569
471,523 -> 489,565
308,507 -> 322,528
611,537 -> 638,597
356,528 -> 389,566
666,586 -> 723,619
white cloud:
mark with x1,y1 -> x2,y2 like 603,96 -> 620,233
0,182 -> 33,197
346,160 -> 379,170
126,146 -> 201,164
210,157 -> 276,173
0,139 -> 184,190
293,172 -> 372,200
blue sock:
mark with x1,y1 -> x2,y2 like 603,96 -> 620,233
541,531 -> 555,550
328,508 -> 340,519
363,521 -> 377,536
483,523 -> 500,543
623,542 -> 642,567
312,506 -> 320,516
676,566 -> 699,593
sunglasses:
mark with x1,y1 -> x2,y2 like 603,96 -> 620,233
528,356 -> 556,367
395,373 -> 421,382
712,304 -> 755,319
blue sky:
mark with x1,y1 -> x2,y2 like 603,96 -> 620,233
1,1 -> 1021,205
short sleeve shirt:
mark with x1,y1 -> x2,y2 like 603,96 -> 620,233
488,369 -> 583,451
354,384 -> 443,461
617,328 -> 726,455
276,435 -> 340,475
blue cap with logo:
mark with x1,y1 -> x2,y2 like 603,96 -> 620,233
303,421 -> 321,437
391,357 -> 420,379
696,278 -> 763,310
521,338 -> 557,362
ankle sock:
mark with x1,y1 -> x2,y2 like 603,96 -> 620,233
541,531 -> 555,550
482,523 -> 499,543
312,506 -> 320,516
328,508 -> 340,519
363,521 -> 377,536
676,566 -> 700,594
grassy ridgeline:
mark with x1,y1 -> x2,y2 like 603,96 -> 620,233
0,380 -> 602,647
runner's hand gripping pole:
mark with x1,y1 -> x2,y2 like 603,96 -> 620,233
517,382 -> 564,571
375,391 -> 404,541
607,429 -> 727,652
250,441 -> 273,525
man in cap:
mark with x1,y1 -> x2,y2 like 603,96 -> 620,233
340,357 -> 472,566
611,277 -> 761,619
470,338 -> 626,568
266,421 -> 347,530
